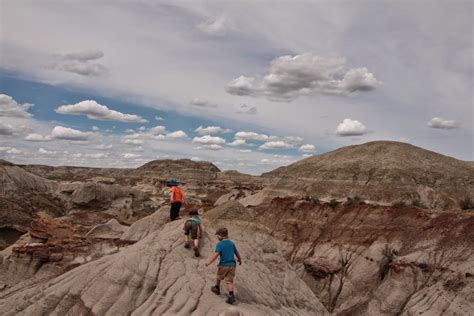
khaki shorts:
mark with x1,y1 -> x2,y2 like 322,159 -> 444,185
217,266 -> 236,283
183,220 -> 199,239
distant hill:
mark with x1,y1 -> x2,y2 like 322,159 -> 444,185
264,141 -> 474,208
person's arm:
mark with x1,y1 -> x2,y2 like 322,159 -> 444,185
235,248 -> 242,265
205,253 -> 219,266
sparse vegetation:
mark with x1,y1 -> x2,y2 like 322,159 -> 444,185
328,199 -> 338,209
459,196 -> 473,210
411,199 -> 426,209
345,195 -> 365,206
392,201 -> 406,208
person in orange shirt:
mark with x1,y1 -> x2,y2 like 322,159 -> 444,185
167,179 -> 184,221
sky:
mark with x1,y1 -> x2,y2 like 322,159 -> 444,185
0,0 -> 472,175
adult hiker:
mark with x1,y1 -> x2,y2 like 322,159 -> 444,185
166,179 -> 184,221
183,209 -> 203,257
205,227 -> 242,305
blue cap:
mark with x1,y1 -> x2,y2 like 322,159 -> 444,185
166,179 -> 179,186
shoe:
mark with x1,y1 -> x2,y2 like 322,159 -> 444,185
184,242 -> 190,249
211,286 -> 220,295
226,295 -> 236,304
193,247 -> 200,257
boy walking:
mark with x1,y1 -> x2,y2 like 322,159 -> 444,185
166,179 -> 184,221
205,228 -> 242,304
183,210 -> 203,257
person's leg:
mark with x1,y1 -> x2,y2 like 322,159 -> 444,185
212,268 -> 223,295
183,222 -> 191,248
225,267 -> 236,304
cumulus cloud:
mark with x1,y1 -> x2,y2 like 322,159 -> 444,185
190,98 -> 218,108
259,141 -> 293,150
155,115 -> 164,121
51,126 -> 93,141
25,133 -> 52,142
235,131 -> 269,142
85,153 -> 108,158
192,135 -> 226,145
427,117 -> 459,129
148,125 -> 167,135
299,144 -> 316,153
124,139 -> 143,145
0,147 -> 22,154
0,94 -> 33,118
228,139 -> 247,147
38,148 -> 56,155
236,104 -> 257,115
197,144 -> 223,150
56,100 -> 147,123
197,15 -> 227,36
52,49 -> 108,76
335,118 -> 368,136
123,153 -> 141,159
166,130 -> 187,139
195,126 -> 231,135
226,53 -> 381,101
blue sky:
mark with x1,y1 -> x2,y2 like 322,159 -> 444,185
0,1 -> 472,174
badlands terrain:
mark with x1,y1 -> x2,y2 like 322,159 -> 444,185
0,141 -> 473,315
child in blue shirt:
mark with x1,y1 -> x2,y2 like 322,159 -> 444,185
205,227 -> 242,304
183,210 -> 202,257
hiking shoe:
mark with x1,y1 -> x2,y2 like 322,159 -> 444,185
193,247 -> 200,257
211,286 -> 220,295
184,242 -> 190,249
226,295 -> 236,304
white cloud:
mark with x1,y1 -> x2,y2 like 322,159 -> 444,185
197,15 -> 227,36
259,141 -> 293,150
92,126 -> 99,131
195,126 -> 231,135
335,118 -> 368,136
148,125 -> 167,135
238,149 -> 252,153
191,157 -> 201,161
235,131 -> 269,142
96,144 -> 113,150
226,53 -> 381,101
155,115 -> 164,121
190,98 -> 217,108
192,135 -> 226,145
38,148 -> 56,155
228,139 -> 247,147
299,144 -> 316,152
0,94 -> 33,118
0,147 -> 22,154
197,144 -> 223,150
56,100 -> 147,123
85,153 -> 108,158
236,104 -> 257,115
123,153 -> 141,159
25,133 -> 52,142
427,117 -> 459,130
124,139 -> 143,145
51,126 -> 93,141
166,130 -> 187,139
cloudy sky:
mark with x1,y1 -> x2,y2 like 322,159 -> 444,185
0,1 -> 472,174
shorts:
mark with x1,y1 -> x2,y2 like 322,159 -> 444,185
216,266 -> 236,283
184,220 -> 199,239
